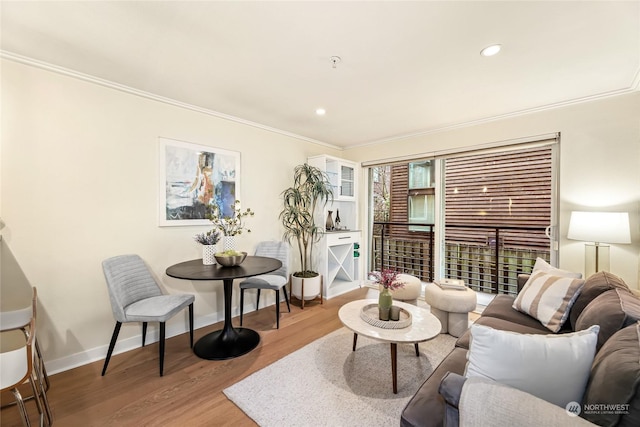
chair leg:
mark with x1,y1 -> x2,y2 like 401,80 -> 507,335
275,289 -> 280,329
34,339 -> 50,391
142,322 -> 148,347
11,388 -> 31,427
188,303 -> 194,348
239,289 -> 245,326
159,322 -> 166,377
102,322 -> 122,376
283,285 -> 291,312
33,364 -> 53,426
27,374 -> 45,427
256,289 -> 261,310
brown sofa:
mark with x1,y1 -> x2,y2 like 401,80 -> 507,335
400,271 -> 640,427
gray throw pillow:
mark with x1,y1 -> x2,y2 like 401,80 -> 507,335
582,322 -> 640,427
569,271 -> 631,330
575,289 -> 640,351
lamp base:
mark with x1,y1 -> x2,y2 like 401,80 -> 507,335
584,243 -> 609,278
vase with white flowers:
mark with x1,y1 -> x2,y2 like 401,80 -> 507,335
194,229 -> 222,265
207,200 -> 254,251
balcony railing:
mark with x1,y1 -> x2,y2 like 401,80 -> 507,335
372,222 -> 550,295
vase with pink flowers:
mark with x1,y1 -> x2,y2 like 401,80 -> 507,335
370,269 -> 406,320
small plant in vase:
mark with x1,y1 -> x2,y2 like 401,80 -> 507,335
370,269 -> 405,320
207,200 -> 254,251
194,229 -> 222,265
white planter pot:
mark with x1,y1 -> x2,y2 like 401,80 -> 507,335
291,274 -> 322,301
222,236 -> 235,252
202,245 -> 217,265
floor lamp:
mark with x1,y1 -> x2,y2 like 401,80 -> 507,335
567,211 -> 631,278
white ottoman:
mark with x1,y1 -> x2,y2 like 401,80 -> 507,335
424,283 -> 477,337
379,274 -> 422,302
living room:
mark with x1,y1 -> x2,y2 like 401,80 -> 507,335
1,1 -> 639,426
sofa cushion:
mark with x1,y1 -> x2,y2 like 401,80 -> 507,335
569,271 -> 631,330
582,322 -> 640,427
400,347 -> 467,427
464,323 -> 599,408
575,288 -> 640,351
513,271 -> 585,332
480,294 -> 564,331
456,315 -> 552,349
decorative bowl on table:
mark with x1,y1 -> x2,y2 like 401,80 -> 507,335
214,251 -> 247,267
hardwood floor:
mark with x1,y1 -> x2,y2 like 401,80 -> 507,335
1,287 -> 370,426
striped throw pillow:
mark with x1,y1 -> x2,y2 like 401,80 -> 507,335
513,271 -> 585,332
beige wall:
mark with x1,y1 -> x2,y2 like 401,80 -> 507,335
343,92 -> 640,290
2,58 -> 639,373
0,59 -> 340,372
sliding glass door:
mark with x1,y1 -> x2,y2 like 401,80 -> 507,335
368,137 -> 559,295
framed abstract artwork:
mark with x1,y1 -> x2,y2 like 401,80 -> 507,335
159,137 -> 240,226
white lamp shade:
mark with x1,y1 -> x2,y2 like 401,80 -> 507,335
567,211 -> 631,244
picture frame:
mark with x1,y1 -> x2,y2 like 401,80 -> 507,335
158,137 -> 240,226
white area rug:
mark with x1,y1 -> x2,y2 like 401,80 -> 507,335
224,327 -> 456,426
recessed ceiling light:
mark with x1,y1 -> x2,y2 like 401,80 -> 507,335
316,108 -> 326,116
480,44 -> 502,57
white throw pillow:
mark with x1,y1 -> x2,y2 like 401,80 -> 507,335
532,257 -> 582,279
464,324 -> 599,408
513,271 -> 585,332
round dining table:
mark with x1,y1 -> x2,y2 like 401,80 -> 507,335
165,256 -> 282,360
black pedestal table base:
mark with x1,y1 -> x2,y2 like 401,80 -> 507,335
193,327 -> 260,360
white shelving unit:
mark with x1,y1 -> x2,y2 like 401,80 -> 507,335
320,157 -> 356,200
308,155 -> 362,299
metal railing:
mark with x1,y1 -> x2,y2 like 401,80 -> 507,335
372,222 -> 550,295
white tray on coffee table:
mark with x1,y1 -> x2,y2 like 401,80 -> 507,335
360,303 -> 412,329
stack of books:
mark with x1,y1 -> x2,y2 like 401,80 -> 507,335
434,278 -> 467,291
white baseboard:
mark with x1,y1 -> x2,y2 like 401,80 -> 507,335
47,285 -> 488,375
45,311 -> 225,375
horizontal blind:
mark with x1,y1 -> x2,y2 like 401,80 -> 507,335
444,145 -> 552,249
388,165 -> 414,239
361,133 -> 558,168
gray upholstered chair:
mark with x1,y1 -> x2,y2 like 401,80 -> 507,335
101,254 -> 194,376
239,241 -> 290,329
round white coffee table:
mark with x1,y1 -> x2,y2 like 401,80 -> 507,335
338,299 -> 441,394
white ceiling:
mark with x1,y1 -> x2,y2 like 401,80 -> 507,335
1,1 -> 639,149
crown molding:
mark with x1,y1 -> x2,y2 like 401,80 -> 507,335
3,50 -> 638,153
0,50 -> 341,151
347,75 -> 640,150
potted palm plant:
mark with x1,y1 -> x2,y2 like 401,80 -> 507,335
280,163 -> 334,304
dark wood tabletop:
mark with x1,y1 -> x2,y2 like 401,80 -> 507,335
166,256 -> 282,281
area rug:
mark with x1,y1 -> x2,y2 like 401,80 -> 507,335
223,327 -> 457,426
